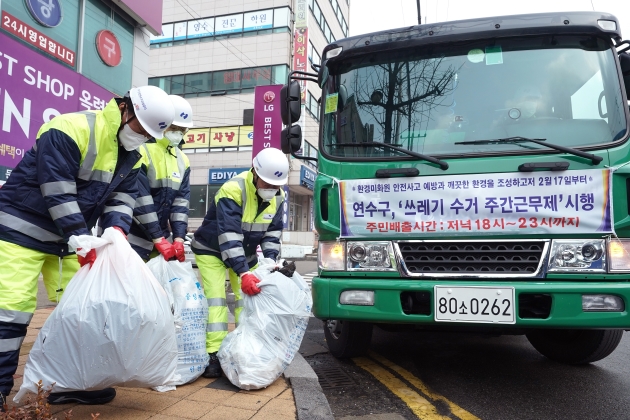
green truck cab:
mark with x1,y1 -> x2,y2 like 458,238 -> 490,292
281,12 -> 630,364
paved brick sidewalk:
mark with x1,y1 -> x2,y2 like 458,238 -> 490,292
6,307 -> 298,420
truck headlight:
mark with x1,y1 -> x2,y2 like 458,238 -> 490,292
548,240 -> 605,272
319,241 -> 345,271
608,239 -> 630,272
347,241 -> 396,271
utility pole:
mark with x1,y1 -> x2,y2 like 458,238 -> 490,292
416,0 -> 421,24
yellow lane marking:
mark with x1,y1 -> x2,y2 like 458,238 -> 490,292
353,357 -> 450,420
368,350 -> 480,420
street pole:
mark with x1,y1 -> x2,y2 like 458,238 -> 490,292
416,0 -> 421,24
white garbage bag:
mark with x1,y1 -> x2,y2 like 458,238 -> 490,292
14,228 -> 178,402
218,258 -> 312,390
147,257 -> 209,390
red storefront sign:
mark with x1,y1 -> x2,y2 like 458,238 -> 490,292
1,11 -> 75,67
96,30 -> 122,67
292,27 -> 308,104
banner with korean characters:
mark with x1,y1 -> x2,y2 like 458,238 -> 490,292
339,169 -> 613,237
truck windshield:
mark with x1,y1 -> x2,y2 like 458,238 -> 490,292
321,35 -> 627,160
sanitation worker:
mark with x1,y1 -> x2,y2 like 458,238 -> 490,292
191,147 -> 289,378
0,85 -> 174,410
123,95 -> 193,262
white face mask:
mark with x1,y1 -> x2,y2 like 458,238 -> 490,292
164,130 -> 184,146
118,123 -> 147,151
519,100 -> 538,119
258,188 -> 278,202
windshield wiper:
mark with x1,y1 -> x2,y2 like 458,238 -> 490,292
454,136 -> 603,165
330,142 -> 449,170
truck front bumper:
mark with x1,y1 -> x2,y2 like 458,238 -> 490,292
312,277 -> 630,328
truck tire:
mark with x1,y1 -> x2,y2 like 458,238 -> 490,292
324,320 -> 373,358
526,329 -> 623,365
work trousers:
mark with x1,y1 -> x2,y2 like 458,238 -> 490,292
194,254 -> 247,353
0,240 -> 79,396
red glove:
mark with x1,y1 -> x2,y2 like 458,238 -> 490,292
77,248 -> 96,268
154,237 -> 176,260
173,240 -> 186,262
240,272 -> 261,296
113,226 -> 127,239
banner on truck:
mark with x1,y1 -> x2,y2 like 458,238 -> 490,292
339,169 -> 613,237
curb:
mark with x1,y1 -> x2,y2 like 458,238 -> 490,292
284,352 -> 334,420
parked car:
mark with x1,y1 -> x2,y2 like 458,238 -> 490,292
183,234 -> 196,268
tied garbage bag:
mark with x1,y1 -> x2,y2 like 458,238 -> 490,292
14,228 -> 178,402
147,257 -> 209,390
218,259 -> 312,390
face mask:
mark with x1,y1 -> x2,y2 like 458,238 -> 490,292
258,188 -> 278,202
519,101 -> 537,118
164,131 -> 184,146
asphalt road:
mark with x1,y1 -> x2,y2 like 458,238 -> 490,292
302,315 -> 630,420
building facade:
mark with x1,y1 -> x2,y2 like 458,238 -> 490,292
0,0 -> 159,181
147,0 -> 349,251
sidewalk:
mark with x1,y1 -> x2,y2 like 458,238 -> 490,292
6,308 -> 298,420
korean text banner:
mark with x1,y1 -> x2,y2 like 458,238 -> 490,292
252,85 -> 283,159
0,31 -> 113,169
339,169 -> 613,237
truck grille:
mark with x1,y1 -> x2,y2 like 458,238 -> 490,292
395,240 -> 548,277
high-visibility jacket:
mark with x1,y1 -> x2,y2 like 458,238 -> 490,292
192,169 -> 284,274
127,138 -> 190,259
0,99 -> 141,256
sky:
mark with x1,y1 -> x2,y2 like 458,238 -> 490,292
349,0 -> 630,38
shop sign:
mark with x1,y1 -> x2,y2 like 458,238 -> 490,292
0,31 -> 112,169
2,11 -> 75,67
210,126 -> 239,148
25,0 -> 63,28
292,28 -> 308,104
96,30 -> 122,67
252,85 -> 283,159
182,126 -> 253,149
208,167 -> 250,184
300,165 -> 316,191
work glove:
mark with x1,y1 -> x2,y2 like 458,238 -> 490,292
173,239 -> 186,262
240,272 -> 261,296
113,226 -> 127,239
154,237 -> 176,260
77,248 -> 96,268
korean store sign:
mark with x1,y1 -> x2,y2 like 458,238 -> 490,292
339,169 -> 613,237
25,0 -> 63,28
292,28 -> 308,104
182,126 -> 253,149
96,30 -> 122,67
208,167 -> 250,184
252,85 -> 283,159
0,31 -> 113,169
2,11 -> 75,67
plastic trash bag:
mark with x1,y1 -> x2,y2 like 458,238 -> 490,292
14,228 -> 178,402
218,258 -> 312,390
147,257 -> 209,390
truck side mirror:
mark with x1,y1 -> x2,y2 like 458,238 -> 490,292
620,52 -> 630,102
280,81 -> 301,125
280,81 -> 303,154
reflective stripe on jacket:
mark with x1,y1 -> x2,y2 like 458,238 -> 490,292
192,169 -> 284,274
0,99 -> 141,256
127,138 -> 190,258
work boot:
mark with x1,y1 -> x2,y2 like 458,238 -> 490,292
1,393 -> 7,412
48,388 -> 116,405
202,352 -> 222,378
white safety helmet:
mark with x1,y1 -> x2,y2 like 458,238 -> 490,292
128,86 -> 174,138
169,95 -> 194,128
253,148 -> 289,186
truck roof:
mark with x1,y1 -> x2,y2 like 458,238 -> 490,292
324,11 -> 622,62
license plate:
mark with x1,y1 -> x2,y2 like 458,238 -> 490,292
434,286 -> 515,324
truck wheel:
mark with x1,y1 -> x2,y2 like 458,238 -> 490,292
324,320 -> 373,358
526,329 -> 623,365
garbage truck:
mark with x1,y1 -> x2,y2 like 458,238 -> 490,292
280,11 -> 630,364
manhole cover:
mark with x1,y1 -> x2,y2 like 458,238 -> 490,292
312,365 -> 356,389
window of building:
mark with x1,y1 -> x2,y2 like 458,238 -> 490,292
189,185 -> 208,218
309,0 -> 343,43
149,65 -> 290,97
